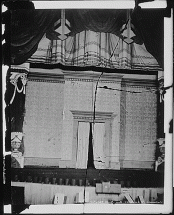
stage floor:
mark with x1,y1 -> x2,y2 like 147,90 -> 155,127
11,182 -> 164,205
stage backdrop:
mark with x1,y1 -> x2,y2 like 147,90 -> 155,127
23,68 -> 157,169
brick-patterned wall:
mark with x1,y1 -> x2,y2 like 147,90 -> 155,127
119,82 -> 157,169
23,80 -> 64,160
61,80 -> 94,161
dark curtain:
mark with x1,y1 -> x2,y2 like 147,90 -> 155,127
87,123 -> 95,169
4,69 -> 12,151
157,100 -> 165,138
169,119 -> 173,133
2,9 -> 60,65
66,9 -> 127,36
156,79 -> 165,138
131,6 -> 164,69
157,92 -> 165,138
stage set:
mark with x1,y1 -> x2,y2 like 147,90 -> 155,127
2,0 -> 171,208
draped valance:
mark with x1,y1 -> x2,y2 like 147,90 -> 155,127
28,30 -> 160,71
2,7 -> 165,70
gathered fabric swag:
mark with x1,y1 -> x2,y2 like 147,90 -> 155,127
2,8 -> 164,69
28,30 -> 160,71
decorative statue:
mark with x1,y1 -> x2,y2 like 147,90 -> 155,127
11,132 -> 24,168
155,138 -> 165,172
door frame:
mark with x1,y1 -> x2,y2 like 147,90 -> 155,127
70,110 -> 115,168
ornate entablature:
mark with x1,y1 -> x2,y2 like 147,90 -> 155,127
28,71 -> 65,83
63,70 -> 123,83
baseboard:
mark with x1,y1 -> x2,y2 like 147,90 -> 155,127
121,160 -> 154,169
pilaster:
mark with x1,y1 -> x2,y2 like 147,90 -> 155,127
6,63 -> 30,168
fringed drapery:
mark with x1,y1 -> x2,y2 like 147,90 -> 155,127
28,30 -> 160,71
2,8 -> 165,69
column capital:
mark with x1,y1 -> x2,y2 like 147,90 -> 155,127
158,71 -> 164,81
9,63 -> 30,104
11,63 -> 30,72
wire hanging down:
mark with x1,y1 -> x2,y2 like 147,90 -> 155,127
98,86 -> 142,93
98,84 -> 173,94
93,71 -> 104,122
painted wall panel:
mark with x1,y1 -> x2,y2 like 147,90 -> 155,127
23,80 -> 64,159
119,83 -> 157,168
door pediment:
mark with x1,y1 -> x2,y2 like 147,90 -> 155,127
70,110 -> 115,122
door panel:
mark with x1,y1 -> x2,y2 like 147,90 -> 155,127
93,123 -> 106,169
76,122 -> 90,168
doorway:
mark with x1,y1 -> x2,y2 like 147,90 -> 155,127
76,121 -> 105,169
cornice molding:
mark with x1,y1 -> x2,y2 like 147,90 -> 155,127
121,78 -> 157,87
28,72 -> 65,83
70,110 -> 115,121
27,70 -> 123,83
63,71 -> 123,82
11,63 -> 30,72
27,70 -> 157,86
10,68 -> 29,74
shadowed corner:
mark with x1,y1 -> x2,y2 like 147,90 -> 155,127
169,119 -> 173,133
11,204 -> 30,214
